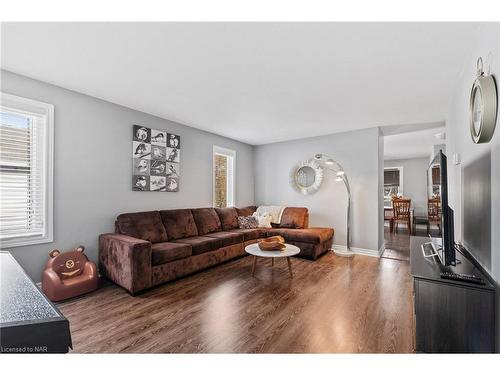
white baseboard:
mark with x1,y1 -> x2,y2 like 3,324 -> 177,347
331,245 -> 380,258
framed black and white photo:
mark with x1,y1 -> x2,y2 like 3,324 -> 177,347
132,175 -> 149,191
166,147 -> 180,163
151,145 -> 166,160
166,177 -> 179,192
133,126 -> 151,143
150,176 -> 167,192
166,162 -> 179,177
133,141 -> 151,159
132,125 -> 180,192
151,129 -> 167,146
167,133 -> 180,148
150,160 -> 166,175
133,158 -> 150,175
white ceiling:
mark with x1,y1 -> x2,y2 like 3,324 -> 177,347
384,126 -> 446,160
1,23 -> 479,145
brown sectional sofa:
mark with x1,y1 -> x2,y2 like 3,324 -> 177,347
99,206 -> 333,295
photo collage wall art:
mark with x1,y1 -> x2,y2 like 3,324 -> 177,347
132,125 -> 180,192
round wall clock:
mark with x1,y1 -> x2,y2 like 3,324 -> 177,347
469,57 -> 498,144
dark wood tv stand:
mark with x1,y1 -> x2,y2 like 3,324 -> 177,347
410,236 -> 495,353
0,251 -> 72,353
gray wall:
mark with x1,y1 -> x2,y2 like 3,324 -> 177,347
445,23 -> 500,350
254,127 -> 382,252
1,70 -> 255,281
384,157 -> 429,216
378,130 -> 385,250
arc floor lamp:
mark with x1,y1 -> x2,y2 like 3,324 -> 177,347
313,154 -> 354,257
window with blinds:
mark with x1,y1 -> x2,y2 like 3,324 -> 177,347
384,169 -> 400,187
383,167 -> 403,207
0,93 -> 53,247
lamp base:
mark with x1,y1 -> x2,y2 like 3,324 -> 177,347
333,248 -> 355,257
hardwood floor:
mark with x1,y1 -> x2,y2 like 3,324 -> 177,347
382,226 -> 412,261
382,225 -> 438,261
58,252 -> 414,353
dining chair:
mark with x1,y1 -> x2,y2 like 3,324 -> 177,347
392,198 -> 412,234
428,197 -> 441,235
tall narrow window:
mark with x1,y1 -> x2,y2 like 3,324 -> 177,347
0,93 -> 54,247
213,146 -> 235,208
383,167 -> 403,207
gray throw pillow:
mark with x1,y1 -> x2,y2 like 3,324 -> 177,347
238,215 -> 258,229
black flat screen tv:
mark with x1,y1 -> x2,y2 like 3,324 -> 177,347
427,150 -> 456,266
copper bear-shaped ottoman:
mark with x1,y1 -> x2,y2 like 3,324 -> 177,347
42,246 -> 98,302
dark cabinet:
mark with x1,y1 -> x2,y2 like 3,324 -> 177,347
0,251 -> 72,353
410,237 -> 495,353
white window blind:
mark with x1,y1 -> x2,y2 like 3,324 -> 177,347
0,93 -> 53,247
383,167 -> 403,207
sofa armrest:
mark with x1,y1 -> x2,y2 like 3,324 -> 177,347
83,261 -> 98,279
99,233 -> 152,295
42,268 -> 62,300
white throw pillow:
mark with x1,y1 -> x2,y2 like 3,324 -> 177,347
252,212 -> 272,228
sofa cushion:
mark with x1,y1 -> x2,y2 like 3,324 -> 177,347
229,228 -> 267,241
160,209 -> 198,240
266,227 -> 333,245
116,211 -> 168,243
191,208 -> 222,235
151,242 -> 192,266
237,215 -> 258,229
215,207 -> 239,230
173,236 -> 222,256
205,231 -> 244,247
253,212 -> 272,228
276,207 -> 309,229
236,206 -> 257,217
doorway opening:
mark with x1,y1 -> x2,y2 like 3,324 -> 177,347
380,124 -> 446,261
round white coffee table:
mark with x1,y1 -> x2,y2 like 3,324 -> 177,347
245,243 -> 300,278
